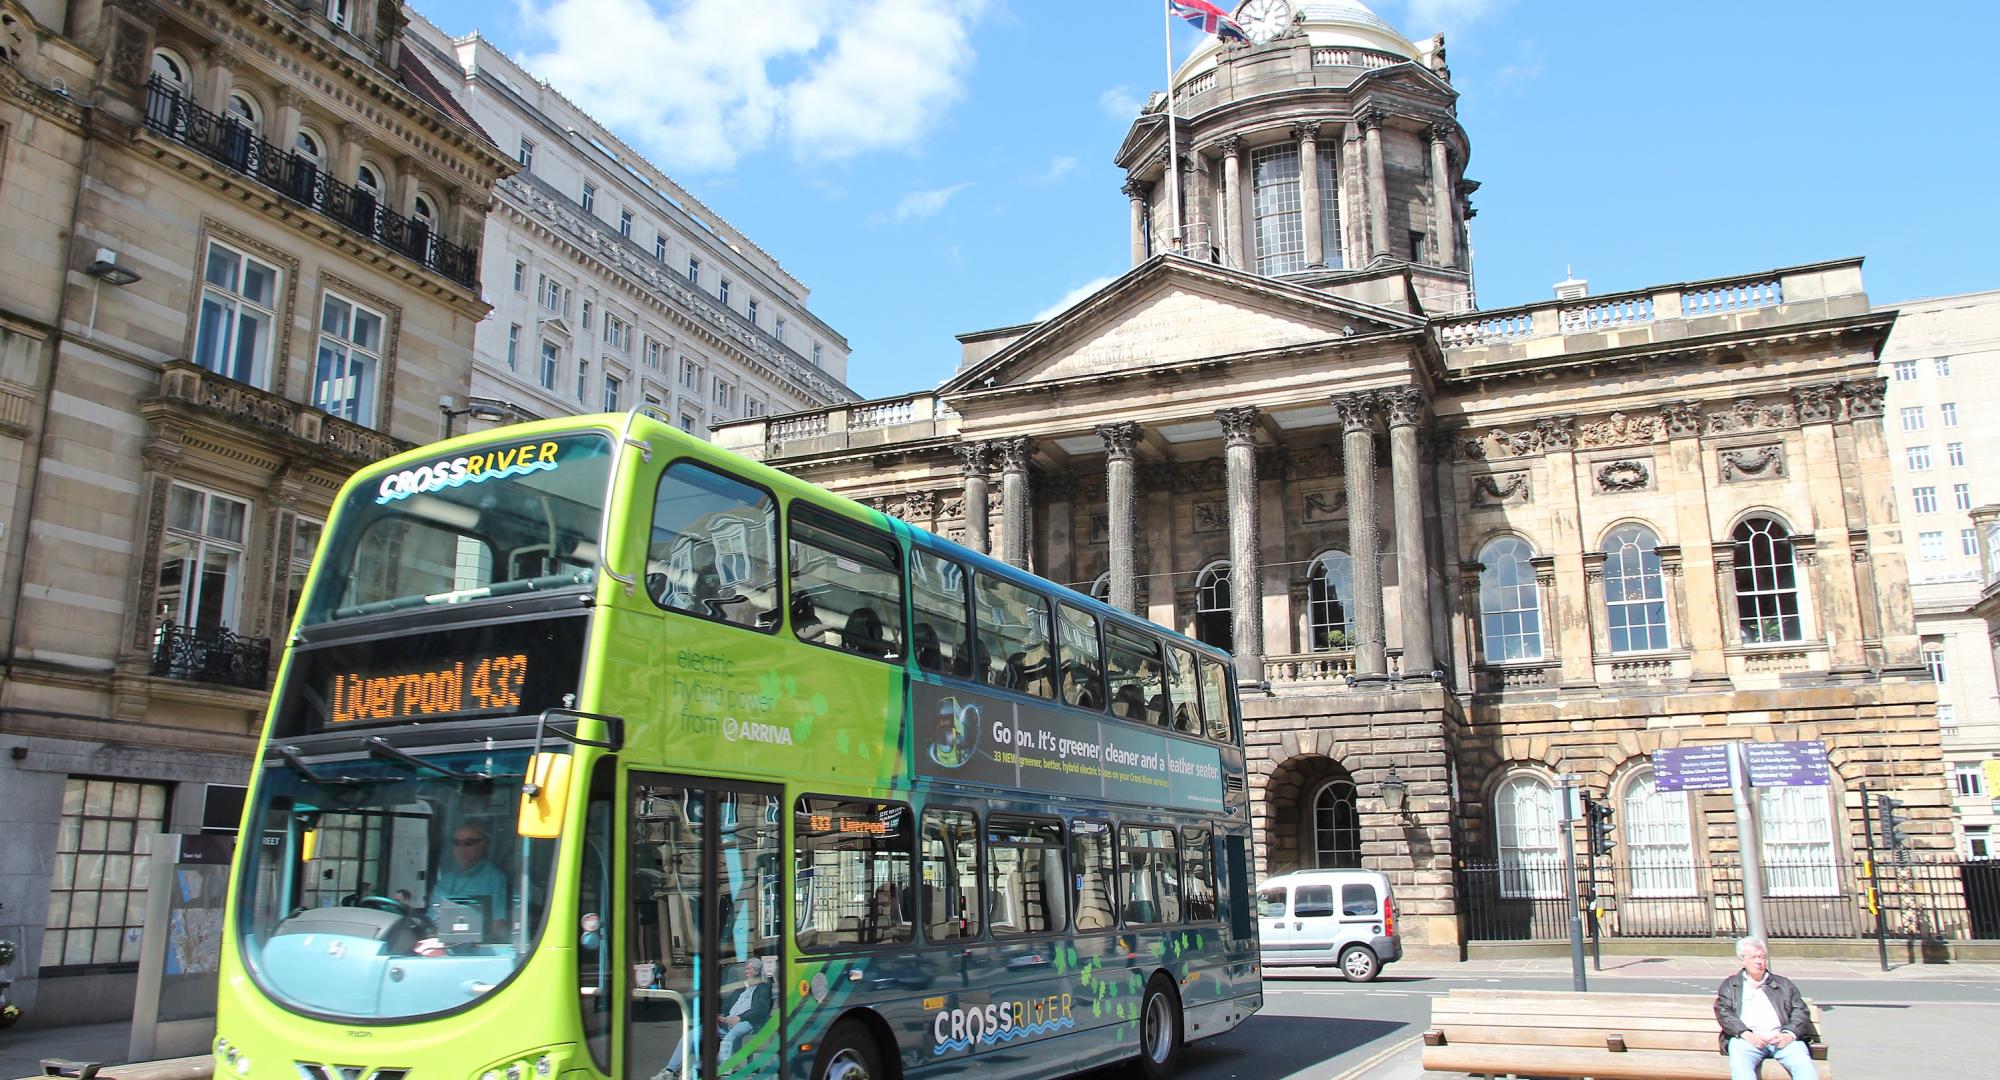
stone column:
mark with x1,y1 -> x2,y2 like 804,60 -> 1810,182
1427,122 -> 1456,268
954,442 -> 991,555
1185,152 -> 1214,261
995,437 -> 1035,569
1297,122 -> 1323,269
1123,177 -> 1150,266
1360,109 -> 1391,262
394,155 -> 421,218
1333,392 -> 1387,678
1659,401 -> 1727,683
1218,136 -> 1243,270
269,85 -> 302,153
1383,387 -> 1435,679
1218,407 -> 1265,684
335,121 -> 365,184
200,44 -> 236,114
1098,422 -> 1141,614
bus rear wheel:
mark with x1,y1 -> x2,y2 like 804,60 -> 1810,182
1133,975 -> 1183,1079
814,1021 -> 883,1080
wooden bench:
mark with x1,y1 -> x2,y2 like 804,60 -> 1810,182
1422,989 -> 1833,1079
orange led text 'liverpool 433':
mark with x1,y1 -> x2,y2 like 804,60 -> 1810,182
329,654 -> 528,723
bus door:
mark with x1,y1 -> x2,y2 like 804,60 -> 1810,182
625,775 -> 784,1080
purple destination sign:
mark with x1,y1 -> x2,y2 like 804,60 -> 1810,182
1655,745 -> 1732,792
1744,739 -> 1830,788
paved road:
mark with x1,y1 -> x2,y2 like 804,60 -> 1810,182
1110,969 -> 2000,1080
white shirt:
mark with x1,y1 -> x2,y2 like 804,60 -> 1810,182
1739,972 -> 1783,1036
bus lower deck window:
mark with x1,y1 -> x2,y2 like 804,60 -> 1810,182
794,797 -> 914,949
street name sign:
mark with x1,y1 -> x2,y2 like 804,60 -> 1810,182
1744,739 -> 1830,787
1655,745 -> 1732,792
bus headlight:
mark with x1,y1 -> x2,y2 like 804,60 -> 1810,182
474,1045 -> 574,1080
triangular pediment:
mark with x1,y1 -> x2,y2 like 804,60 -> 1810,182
944,256 -> 1423,393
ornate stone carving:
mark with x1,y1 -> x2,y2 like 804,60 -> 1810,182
1791,382 -> 1840,424
110,12 -> 151,87
1121,176 -> 1150,201
1193,502 -> 1228,533
1255,444 -> 1294,479
942,497 -> 964,518
1329,392 -> 1377,432
1302,490 -> 1347,522
952,441 -> 990,476
1472,472 -> 1529,507
1428,119 -> 1454,144
1380,386 -> 1427,428
905,490 -> 939,519
1356,108 -> 1386,132
1216,406 -> 1261,448
1595,459 -> 1652,493
1535,416 -> 1575,451
1705,397 -> 1794,435
1038,473 -> 1078,503
1138,462 -> 1176,491
1097,421 -> 1140,460
1169,458 -> 1226,494
1290,120 -> 1322,143
1218,134 -> 1244,157
1659,401 -> 1703,438
1718,445 -> 1787,483
1577,411 -> 1661,449
1841,377 -> 1888,418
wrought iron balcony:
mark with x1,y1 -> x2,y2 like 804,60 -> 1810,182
152,622 -> 271,690
142,77 -> 479,290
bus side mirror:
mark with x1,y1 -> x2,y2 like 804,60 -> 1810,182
518,752 -> 575,840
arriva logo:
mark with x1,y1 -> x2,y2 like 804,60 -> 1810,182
375,441 -> 562,504
722,717 -> 795,746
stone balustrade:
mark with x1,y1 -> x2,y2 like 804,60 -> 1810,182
1310,47 -> 1407,69
1435,259 -> 1861,366
1263,649 -> 1406,688
713,394 -> 960,461
152,361 -> 408,466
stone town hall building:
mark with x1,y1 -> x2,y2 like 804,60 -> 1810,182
716,1 -> 1951,953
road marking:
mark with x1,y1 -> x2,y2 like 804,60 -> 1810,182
1325,1035 -> 1420,1080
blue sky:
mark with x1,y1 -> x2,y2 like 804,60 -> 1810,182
417,0 -> 2000,400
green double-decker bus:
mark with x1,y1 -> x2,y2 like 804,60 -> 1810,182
214,412 -> 1261,1080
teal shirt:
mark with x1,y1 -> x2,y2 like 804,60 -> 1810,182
433,859 -> 509,918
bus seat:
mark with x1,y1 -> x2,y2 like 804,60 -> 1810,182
845,607 -> 890,657
1147,694 -> 1169,727
914,623 -> 944,673
1004,652 -> 1028,689
1112,684 -> 1145,719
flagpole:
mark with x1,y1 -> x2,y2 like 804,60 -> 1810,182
1161,1 -> 1182,254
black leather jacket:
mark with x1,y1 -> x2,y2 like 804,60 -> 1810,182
1714,970 -> 1818,1054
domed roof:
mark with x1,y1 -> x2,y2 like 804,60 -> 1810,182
1174,0 -> 1427,83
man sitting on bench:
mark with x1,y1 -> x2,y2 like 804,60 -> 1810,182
1715,935 -> 1819,1080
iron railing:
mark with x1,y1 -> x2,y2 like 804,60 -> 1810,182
1459,857 -> 2000,943
152,622 -> 270,690
142,77 -> 479,289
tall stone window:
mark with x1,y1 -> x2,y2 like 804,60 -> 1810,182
1494,773 -> 1562,898
1311,780 -> 1361,868
49,778 -> 169,966
1306,550 -> 1354,651
1250,145 -> 1304,275
1732,517 -> 1803,644
158,483 -> 251,636
1194,561 -> 1233,651
1758,785 -> 1839,896
312,292 -> 385,426
1316,150 -> 1342,269
193,240 -> 280,388
1478,537 -> 1543,662
1621,768 -> 1695,897
285,517 -> 324,623
1602,523 -> 1669,653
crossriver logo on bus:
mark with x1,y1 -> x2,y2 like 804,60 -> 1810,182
374,440 -> 562,504
931,994 -> 1075,1054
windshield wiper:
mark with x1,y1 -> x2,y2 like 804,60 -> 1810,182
363,735 -> 492,784
275,746 -> 375,787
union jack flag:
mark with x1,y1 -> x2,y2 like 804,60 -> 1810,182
1168,0 -> 1248,42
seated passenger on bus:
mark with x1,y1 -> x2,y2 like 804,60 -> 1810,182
913,623 -> 944,674
653,956 -> 771,1080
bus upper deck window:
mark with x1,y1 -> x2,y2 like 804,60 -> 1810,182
910,549 -> 970,677
1199,658 -> 1233,743
1056,604 -> 1104,711
1105,625 -> 1166,726
973,573 -> 1053,699
1166,645 -> 1202,736
648,462 -> 777,631
789,509 -> 903,661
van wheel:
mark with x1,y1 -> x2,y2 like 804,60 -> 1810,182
814,1021 -> 882,1080
1339,944 -> 1380,982
1133,975 -> 1183,1079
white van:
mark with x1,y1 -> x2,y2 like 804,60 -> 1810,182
1257,869 -> 1401,981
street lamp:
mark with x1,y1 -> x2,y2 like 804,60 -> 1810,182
83,248 -> 142,287
440,395 -> 521,438
1379,766 -> 1409,819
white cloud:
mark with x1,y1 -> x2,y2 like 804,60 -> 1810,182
875,182 -> 971,224
1098,84 -> 1143,121
516,0 -> 987,172
1033,155 -> 1077,185
1032,275 -> 1116,321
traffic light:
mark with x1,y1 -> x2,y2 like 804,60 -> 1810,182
1585,794 -> 1616,857
1878,795 -> 1908,850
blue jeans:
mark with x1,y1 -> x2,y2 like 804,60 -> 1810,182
1728,1035 -> 1819,1080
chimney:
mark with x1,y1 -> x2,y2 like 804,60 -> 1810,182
1553,267 -> 1587,301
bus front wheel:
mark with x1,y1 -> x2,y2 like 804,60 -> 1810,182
1133,975 -> 1183,1079
815,1021 -> 884,1080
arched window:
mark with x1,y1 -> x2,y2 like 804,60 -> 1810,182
150,48 -> 189,88
295,127 -> 325,166
1311,781 -> 1361,869
1478,537 -> 1542,662
1602,523 -> 1669,653
1194,561 -> 1232,651
226,90 -> 261,126
1622,768 -> 1694,896
1759,785 -> 1838,896
355,163 -> 383,197
1733,517 -> 1803,644
1494,774 -> 1562,898
1306,550 -> 1353,651
1088,572 -> 1110,603
413,193 -> 439,229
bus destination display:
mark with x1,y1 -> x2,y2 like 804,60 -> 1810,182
328,653 -> 529,724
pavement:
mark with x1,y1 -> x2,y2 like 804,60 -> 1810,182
6,954 -> 2000,1078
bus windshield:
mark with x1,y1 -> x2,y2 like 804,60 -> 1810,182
236,747 -> 558,1021
301,433 -> 616,625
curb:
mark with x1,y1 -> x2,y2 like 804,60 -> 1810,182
1327,1035 -> 1422,1080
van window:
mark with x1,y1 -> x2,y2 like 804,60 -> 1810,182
1294,883 -> 1334,919
1257,886 -> 1286,920
1342,882 -> 1378,917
